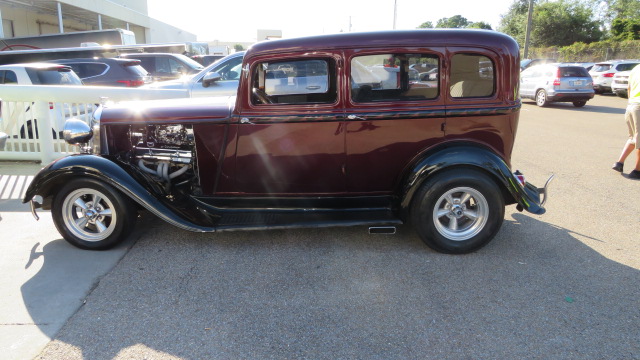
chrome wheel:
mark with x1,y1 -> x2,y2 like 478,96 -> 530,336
536,90 -> 548,107
432,186 -> 489,241
61,188 -> 117,242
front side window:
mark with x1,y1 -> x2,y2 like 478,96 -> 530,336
252,59 -> 336,105
450,54 -> 495,98
202,55 -> 243,82
350,53 -> 439,102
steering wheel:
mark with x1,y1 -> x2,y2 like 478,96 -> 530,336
252,88 -> 272,104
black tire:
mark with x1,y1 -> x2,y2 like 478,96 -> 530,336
535,89 -> 548,107
572,101 -> 587,107
411,169 -> 505,254
52,178 -> 137,250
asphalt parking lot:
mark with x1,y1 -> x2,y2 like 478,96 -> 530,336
1,94 -> 639,359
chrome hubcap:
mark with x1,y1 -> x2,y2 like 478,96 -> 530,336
62,188 -> 116,242
432,187 -> 488,241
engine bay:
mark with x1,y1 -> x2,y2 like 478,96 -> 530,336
126,123 -> 199,193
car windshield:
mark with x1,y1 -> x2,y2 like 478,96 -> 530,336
559,67 -> 589,77
592,64 -> 612,72
173,54 -> 205,71
26,67 -> 83,85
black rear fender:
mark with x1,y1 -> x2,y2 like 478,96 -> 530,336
398,144 -> 545,220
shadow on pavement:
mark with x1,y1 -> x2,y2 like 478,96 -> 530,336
26,212 -> 639,359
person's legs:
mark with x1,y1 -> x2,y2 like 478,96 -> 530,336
612,140 -> 634,172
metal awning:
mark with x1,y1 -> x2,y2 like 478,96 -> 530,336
0,0 -> 138,32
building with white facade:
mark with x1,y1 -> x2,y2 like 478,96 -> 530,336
0,0 -> 196,44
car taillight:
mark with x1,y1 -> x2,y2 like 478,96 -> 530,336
49,102 -> 54,110
602,73 -> 615,78
552,69 -> 561,86
117,80 -> 145,87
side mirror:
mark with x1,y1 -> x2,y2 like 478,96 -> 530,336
202,72 -> 222,88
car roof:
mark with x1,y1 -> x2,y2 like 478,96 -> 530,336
0,63 -> 71,69
246,29 -> 518,59
48,57 -> 142,64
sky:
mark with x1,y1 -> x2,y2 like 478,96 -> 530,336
147,0 -> 515,42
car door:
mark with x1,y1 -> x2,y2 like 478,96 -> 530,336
344,49 -> 446,192
233,53 -> 346,195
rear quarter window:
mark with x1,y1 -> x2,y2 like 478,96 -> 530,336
450,54 -> 495,98
26,67 -> 83,85
125,64 -> 149,77
79,63 -> 108,78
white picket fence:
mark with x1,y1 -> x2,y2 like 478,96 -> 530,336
0,85 -> 188,163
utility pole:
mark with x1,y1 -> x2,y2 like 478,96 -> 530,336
393,0 -> 397,30
523,0 -> 534,59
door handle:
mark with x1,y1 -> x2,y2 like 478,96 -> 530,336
347,114 -> 366,121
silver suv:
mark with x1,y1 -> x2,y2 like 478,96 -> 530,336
520,63 -> 594,107
589,60 -> 640,94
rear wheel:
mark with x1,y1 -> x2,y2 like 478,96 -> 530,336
535,89 -> 548,107
52,179 -> 137,250
411,169 -> 505,254
572,101 -> 587,107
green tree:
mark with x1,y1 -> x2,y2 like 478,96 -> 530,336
436,15 -> 470,28
418,21 -> 434,28
468,21 -> 493,30
499,0 -> 603,47
234,44 -> 244,51
611,18 -> 640,40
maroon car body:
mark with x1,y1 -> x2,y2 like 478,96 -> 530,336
25,30 -> 551,253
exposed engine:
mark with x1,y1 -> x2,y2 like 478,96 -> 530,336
128,124 -> 198,192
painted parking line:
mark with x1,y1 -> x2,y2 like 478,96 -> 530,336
0,174 -> 33,200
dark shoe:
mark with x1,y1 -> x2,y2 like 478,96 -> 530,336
612,162 -> 623,172
629,170 -> 640,179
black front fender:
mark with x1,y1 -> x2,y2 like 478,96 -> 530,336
23,154 -> 214,232
399,144 -> 546,218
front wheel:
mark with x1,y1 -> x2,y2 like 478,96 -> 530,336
572,101 -> 587,107
411,169 -> 505,254
535,89 -> 548,107
52,179 -> 137,250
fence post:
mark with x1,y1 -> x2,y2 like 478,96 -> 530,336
34,101 -> 56,164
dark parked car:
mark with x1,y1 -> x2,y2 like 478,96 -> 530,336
25,30 -> 552,254
119,53 -> 204,81
191,54 -> 224,66
47,58 -> 151,87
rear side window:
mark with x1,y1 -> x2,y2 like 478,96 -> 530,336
450,54 -> 495,98
592,64 -> 612,72
559,67 -> 589,77
0,70 -> 17,84
252,58 -> 336,105
78,63 -> 108,78
350,53 -> 439,102
26,67 -> 83,85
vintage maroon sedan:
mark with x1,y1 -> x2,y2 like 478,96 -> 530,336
24,30 -> 552,254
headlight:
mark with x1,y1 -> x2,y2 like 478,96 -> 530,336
62,118 -> 92,145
